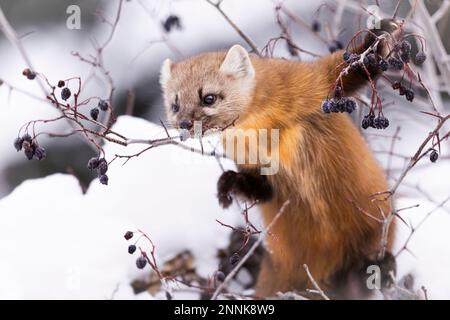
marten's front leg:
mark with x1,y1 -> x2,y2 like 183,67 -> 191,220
217,170 -> 273,208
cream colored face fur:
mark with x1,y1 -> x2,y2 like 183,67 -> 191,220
160,45 -> 255,132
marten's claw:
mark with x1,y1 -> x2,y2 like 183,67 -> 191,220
217,170 -> 241,208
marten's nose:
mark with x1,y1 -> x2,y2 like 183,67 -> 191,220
180,120 -> 193,130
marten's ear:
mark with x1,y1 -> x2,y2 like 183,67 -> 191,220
160,58 -> 172,89
220,45 -> 255,79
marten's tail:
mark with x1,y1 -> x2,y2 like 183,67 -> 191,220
317,19 -> 401,97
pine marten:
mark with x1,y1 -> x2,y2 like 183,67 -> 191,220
160,20 -> 399,298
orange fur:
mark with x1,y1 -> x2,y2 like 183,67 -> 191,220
230,53 -> 394,298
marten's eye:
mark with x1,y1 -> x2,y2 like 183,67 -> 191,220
171,103 -> 180,113
202,94 -> 217,106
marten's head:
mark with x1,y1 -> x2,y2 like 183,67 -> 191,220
160,45 -> 255,133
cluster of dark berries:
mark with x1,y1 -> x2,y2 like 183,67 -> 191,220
343,49 -> 393,75
321,97 -> 357,114
386,40 -> 410,71
229,253 -> 240,266
22,68 -> 36,80
361,113 -> 389,130
363,52 -> 378,67
87,157 -> 109,185
329,40 -> 343,53
162,15 -> 182,33
430,149 -> 439,163
392,81 -> 414,102
388,40 -> 426,70
343,52 -> 359,64
124,231 -> 148,269
13,134 -> 46,160
388,57 -> 404,71
90,100 -> 109,121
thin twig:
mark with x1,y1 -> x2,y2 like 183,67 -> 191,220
211,200 -> 290,300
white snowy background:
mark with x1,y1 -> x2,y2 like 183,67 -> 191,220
0,0 -> 449,299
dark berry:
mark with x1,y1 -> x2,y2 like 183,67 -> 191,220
399,86 -> 406,96
321,99 -> 333,113
363,53 -> 377,67
22,134 -> 32,143
415,52 -> 426,65
350,61 -> 362,72
343,51 -> 350,62
373,115 -> 389,129
392,81 -> 401,90
349,53 -> 360,62
216,271 -> 226,282
22,68 -> 36,80
286,42 -> 299,57
329,100 -> 338,112
400,40 -> 411,54
312,20 -> 321,32
388,57 -> 404,70
99,174 -> 109,185
400,50 -> 410,63
57,80 -> 65,88
328,40 -> 343,53
98,159 -> 108,175
345,98 -> 357,113
22,140 -> 35,160
362,114 -> 375,130
336,98 -> 346,112
334,86 -> 342,99
124,231 -> 134,240
87,157 -> 100,170
34,147 -> 46,160
162,15 -> 182,33
61,87 -> 71,101
98,100 -> 109,111
380,117 -> 390,129
405,89 -> 414,102
334,40 -> 343,50
128,245 -> 137,254
430,150 -> 439,163
90,108 -> 99,121
230,253 -> 240,266
379,59 -> 388,71
136,256 -> 147,269
13,137 -> 24,151
362,117 -> 370,129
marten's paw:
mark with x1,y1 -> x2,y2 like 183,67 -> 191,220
217,171 -> 237,208
217,170 -> 273,208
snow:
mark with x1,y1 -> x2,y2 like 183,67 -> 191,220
0,116 -> 241,299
